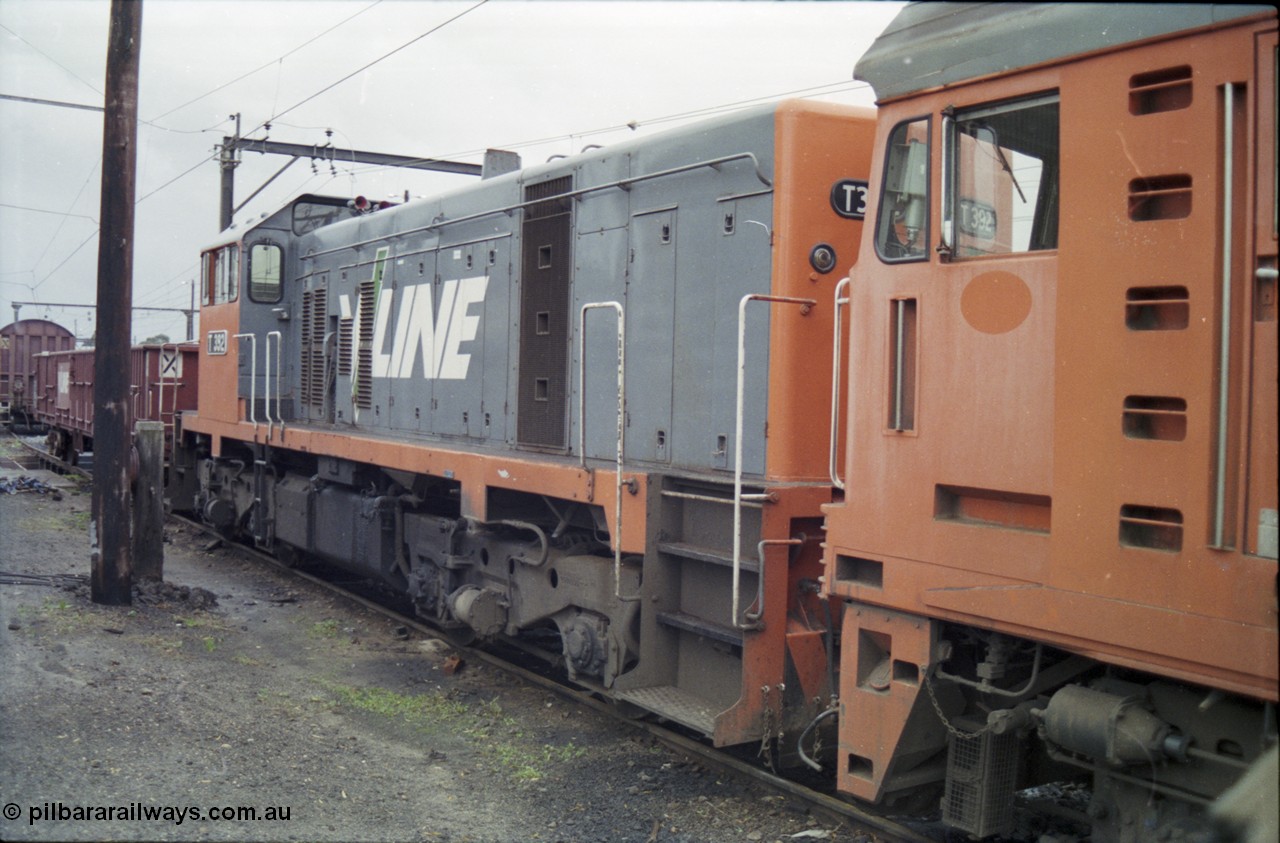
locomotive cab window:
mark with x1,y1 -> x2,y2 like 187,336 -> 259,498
943,93 -> 1060,257
876,117 -> 931,262
249,243 -> 283,303
201,244 -> 240,305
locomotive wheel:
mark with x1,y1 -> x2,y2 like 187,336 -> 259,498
443,624 -> 478,648
274,543 -> 304,569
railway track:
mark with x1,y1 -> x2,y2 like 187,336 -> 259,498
169,517 -> 940,843
4,431 -> 940,842
1,431 -> 88,476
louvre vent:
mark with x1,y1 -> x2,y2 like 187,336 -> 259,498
299,288 -> 328,408
1120,504 -> 1183,552
1125,286 -> 1189,330
1128,174 -> 1192,221
1129,66 -> 1192,115
355,280 -> 375,409
337,317 -> 353,376
1122,395 -> 1187,441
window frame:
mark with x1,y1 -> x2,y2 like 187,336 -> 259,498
201,243 -> 241,305
874,115 -> 933,264
248,241 -> 284,304
941,92 -> 1060,260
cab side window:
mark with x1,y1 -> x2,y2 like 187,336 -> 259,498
876,117 -> 931,262
946,94 -> 1059,257
249,243 -> 283,303
202,244 -> 240,305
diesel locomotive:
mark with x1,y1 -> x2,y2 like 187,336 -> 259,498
821,3 -> 1277,841
171,98 -> 877,761
164,3 -> 1277,840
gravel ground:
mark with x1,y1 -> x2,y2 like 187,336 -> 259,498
0,455 -> 881,842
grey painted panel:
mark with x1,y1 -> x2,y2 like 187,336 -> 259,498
386,247 -> 436,434
480,237 -> 512,445
574,151 -> 633,235
573,226 -> 629,462
431,245 -> 482,438
626,209 -> 677,464
246,103 -> 786,478
672,191 -> 773,475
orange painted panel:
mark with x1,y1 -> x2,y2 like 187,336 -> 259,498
766,102 -> 876,482
196,301 -> 241,425
1051,22 -> 1270,624
826,14 -> 1277,701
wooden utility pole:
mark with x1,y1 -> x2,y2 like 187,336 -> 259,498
91,0 -> 143,605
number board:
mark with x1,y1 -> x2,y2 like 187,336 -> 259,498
830,179 -> 869,219
206,330 -> 228,356
959,198 -> 998,240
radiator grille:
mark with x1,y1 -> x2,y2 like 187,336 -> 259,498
525,175 -> 572,219
516,176 -> 573,449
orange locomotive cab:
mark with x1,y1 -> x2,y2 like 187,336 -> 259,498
823,4 -> 1277,840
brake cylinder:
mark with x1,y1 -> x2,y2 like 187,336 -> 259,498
1040,684 -> 1186,767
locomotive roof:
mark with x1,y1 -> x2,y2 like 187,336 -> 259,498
292,99 -> 866,252
855,2 -> 1272,102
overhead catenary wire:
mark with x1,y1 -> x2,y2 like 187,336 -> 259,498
145,0 -> 386,126
255,0 -> 491,135
0,22 -> 102,97
0,203 -> 97,224
120,0 -> 491,211
5,1 -> 873,319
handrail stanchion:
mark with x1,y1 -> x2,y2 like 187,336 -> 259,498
233,332 -> 258,434
829,277 -> 850,490
579,301 -> 637,603
734,294 -> 815,629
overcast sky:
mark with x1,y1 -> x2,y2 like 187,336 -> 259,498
0,0 -> 902,342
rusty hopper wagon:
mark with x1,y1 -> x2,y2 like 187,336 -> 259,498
1,319 -> 75,432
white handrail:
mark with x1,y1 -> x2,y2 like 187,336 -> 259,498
1212,83 -> 1234,549
746,538 -> 803,626
578,301 -> 637,602
233,333 -> 258,432
829,277 -> 850,490
734,293 -> 815,629
143,347 -> 153,422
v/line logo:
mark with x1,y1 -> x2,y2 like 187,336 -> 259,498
342,247 -> 490,383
